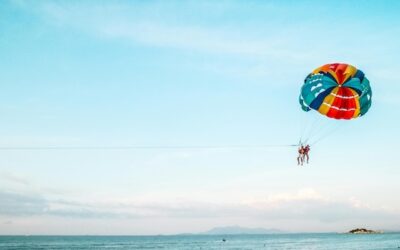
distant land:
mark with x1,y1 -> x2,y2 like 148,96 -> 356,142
202,226 -> 284,235
347,228 -> 383,234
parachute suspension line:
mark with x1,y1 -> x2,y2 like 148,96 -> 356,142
299,109 -> 314,144
305,118 -> 333,144
298,110 -> 304,145
300,113 -> 322,145
310,121 -> 348,146
299,112 -> 317,145
310,127 -> 339,146
304,116 -> 326,144
299,112 -> 345,147
299,117 -> 308,144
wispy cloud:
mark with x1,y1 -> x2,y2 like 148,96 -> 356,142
0,191 -> 47,216
0,172 -> 31,186
19,1 -> 314,62
1,188 -> 398,226
13,0 -> 399,87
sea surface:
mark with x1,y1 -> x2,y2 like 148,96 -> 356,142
1,233 -> 400,250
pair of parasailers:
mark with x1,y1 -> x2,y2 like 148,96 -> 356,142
297,144 -> 310,166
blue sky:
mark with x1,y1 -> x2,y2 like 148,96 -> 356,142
1,0 -> 400,235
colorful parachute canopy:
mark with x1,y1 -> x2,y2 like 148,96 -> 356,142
299,63 -> 372,120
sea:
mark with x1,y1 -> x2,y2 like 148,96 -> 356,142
1,233 -> 400,250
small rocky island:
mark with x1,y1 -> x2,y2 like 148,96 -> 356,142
348,228 -> 382,234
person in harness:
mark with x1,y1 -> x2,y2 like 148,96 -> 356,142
303,144 -> 310,164
297,145 -> 305,166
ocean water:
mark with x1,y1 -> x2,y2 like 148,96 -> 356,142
1,233 -> 400,250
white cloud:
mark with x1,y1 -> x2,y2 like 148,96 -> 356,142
1,187 -> 399,234
1,188 -> 398,222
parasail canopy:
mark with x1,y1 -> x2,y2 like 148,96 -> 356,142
299,63 -> 372,120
